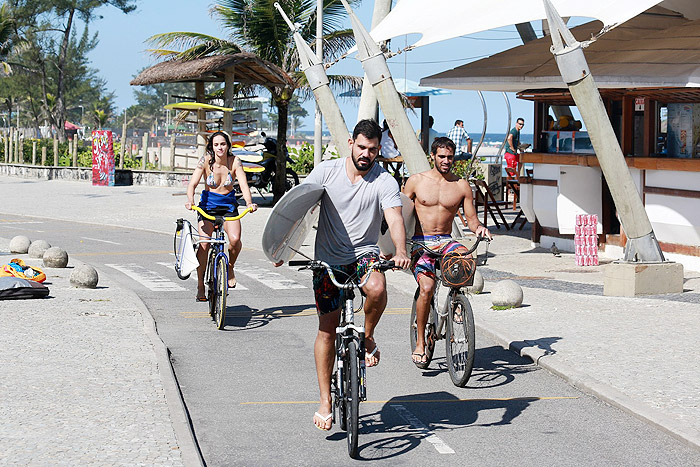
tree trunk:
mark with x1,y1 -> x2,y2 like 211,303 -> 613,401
54,7 -> 75,143
273,99 -> 289,204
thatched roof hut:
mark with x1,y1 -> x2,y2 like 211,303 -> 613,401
130,53 -> 293,88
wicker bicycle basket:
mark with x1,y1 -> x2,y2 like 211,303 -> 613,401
440,252 -> 476,288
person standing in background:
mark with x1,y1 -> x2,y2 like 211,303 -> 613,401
505,117 -> 524,171
446,119 -> 472,161
418,116 -> 439,153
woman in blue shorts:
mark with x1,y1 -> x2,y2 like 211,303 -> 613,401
185,131 -> 257,301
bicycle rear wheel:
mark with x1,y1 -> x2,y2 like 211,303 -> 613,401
213,255 -> 228,330
445,292 -> 475,387
410,288 -> 436,369
345,339 -> 360,458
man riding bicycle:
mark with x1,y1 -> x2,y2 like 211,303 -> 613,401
403,136 -> 492,366
295,119 -> 410,431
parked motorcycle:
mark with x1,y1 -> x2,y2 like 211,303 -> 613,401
241,133 -> 299,195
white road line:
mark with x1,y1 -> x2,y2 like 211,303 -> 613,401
390,404 -> 455,454
156,261 -> 249,290
105,263 -> 186,291
236,262 -> 306,289
81,236 -> 121,245
1,225 -> 44,232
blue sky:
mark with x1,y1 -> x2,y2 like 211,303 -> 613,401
87,0 -> 549,136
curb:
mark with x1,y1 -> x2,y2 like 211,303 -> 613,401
475,321 -> 700,452
98,266 -> 206,467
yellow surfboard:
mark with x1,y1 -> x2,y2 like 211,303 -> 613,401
164,102 -> 234,112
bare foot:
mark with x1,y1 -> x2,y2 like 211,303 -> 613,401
365,337 -> 381,367
196,287 -> 206,302
228,265 -> 237,288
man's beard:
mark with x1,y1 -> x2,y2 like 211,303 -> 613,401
436,162 -> 452,174
352,154 -> 375,172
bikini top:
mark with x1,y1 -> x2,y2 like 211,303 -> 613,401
206,171 -> 233,188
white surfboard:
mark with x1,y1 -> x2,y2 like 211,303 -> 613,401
262,183 -> 325,264
377,192 -> 416,257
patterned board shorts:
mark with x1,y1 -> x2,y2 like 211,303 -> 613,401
410,235 -> 467,282
312,253 -> 380,315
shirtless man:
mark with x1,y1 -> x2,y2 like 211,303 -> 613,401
403,136 -> 492,365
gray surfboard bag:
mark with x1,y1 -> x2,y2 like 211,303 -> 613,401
0,277 -> 50,300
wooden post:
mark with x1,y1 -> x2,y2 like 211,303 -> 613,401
169,132 -> 176,169
53,137 -> 59,166
223,68 -> 235,134
8,130 -> 13,163
32,140 -> 37,165
120,119 -> 126,169
158,145 -> 163,171
195,82 -> 206,160
141,132 -> 149,169
41,146 -> 47,165
17,133 -> 22,163
72,137 -> 77,167
3,135 -> 7,162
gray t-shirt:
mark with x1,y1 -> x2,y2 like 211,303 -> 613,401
303,157 -> 402,264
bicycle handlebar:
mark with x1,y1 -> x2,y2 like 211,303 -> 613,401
190,205 -> 252,222
408,235 -> 489,257
290,259 -> 395,290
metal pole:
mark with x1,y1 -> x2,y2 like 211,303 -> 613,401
313,0 -> 323,166
497,92 -> 511,165
543,0 -> 664,263
473,91 -> 487,158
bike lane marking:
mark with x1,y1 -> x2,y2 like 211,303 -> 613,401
157,261 -> 249,290
105,263 -> 186,291
80,236 -> 121,245
235,262 -> 306,289
390,404 -> 455,454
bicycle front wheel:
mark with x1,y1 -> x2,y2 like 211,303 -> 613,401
345,340 -> 360,458
410,288 -> 436,369
446,292 -> 475,387
206,250 -> 216,317
213,256 -> 228,330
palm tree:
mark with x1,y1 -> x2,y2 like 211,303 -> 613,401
147,0 -> 360,202
0,3 -> 21,75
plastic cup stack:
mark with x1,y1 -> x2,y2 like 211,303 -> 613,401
575,214 -> 599,266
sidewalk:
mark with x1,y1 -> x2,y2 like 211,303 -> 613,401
0,240 -> 198,465
1,175 -> 699,454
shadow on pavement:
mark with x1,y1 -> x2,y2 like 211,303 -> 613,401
352,390 -> 536,460
223,303 -> 315,330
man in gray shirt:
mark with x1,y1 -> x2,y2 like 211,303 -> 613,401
303,119 -> 410,431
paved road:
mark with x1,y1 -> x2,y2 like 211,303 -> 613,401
3,213 -> 699,465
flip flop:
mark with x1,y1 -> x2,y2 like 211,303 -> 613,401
313,412 -> 333,431
412,352 -> 429,369
195,295 -> 207,302
365,344 -> 380,367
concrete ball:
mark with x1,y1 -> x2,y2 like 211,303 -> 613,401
9,235 -> 31,254
466,270 -> 484,294
43,246 -> 69,268
28,239 -> 52,258
491,280 -> 523,309
70,264 -> 99,289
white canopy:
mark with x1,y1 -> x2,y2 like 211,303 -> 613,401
368,0 -> 667,48
421,8 -> 700,91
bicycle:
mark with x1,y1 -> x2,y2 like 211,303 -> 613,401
290,257 -> 395,459
174,205 -> 252,330
409,236 -> 489,387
